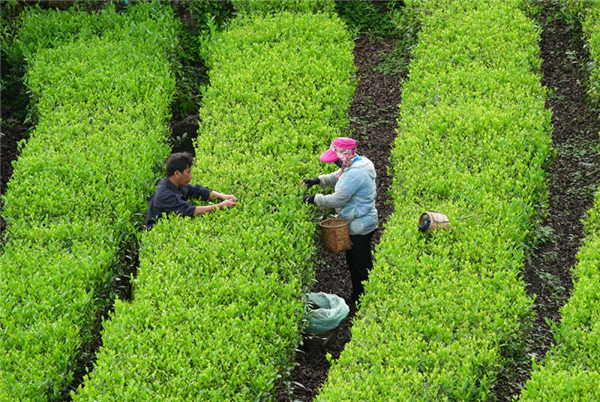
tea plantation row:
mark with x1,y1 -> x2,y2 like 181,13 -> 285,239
317,1 -> 552,399
520,1 -> 600,399
0,3 -> 179,400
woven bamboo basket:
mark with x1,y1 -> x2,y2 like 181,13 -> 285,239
418,211 -> 451,232
319,218 -> 352,253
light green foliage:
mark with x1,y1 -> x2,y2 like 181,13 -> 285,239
73,11 -> 355,400
0,4 -> 178,400
12,2 -> 179,65
317,1 -> 552,400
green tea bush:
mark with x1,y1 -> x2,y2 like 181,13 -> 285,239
520,2 -> 600,398
0,4 -> 178,400
559,0 -> 597,28
5,1 -> 180,127
11,2 -> 178,71
560,0 -> 600,107
73,11 -> 355,401
519,224 -> 600,399
335,0 -> 404,38
317,1 -> 552,400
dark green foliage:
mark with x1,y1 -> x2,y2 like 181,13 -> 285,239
232,0 -> 335,15
170,1 -> 235,118
335,0 -> 404,38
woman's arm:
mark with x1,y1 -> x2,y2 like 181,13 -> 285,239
318,171 -> 340,188
315,189 -> 351,209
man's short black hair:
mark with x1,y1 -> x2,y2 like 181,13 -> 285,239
166,152 -> 194,177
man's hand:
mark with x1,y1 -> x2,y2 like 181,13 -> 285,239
303,195 -> 315,204
211,191 -> 238,203
219,199 -> 237,209
302,178 -> 320,188
222,194 -> 237,203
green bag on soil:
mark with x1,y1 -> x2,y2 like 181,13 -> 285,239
306,292 -> 349,334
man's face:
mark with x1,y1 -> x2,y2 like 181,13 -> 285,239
179,167 -> 192,186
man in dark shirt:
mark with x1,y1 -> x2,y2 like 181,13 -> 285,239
145,152 -> 237,228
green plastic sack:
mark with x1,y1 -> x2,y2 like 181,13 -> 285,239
305,292 -> 349,334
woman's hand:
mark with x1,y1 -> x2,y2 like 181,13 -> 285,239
302,178 -> 320,188
302,195 -> 315,204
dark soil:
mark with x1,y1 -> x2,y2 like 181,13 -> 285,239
276,35 -> 404,402
0,116 -> 29,238
494,2 -> 600,400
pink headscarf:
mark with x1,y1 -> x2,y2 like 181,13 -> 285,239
319,137 -> 357,178
332,145 -> 356,178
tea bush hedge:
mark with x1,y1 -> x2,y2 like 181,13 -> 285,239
317,1 -> 552,400
520,206 -> 600,399
519,1 -> 600,399
231,0 -> 334,15
560,0 -> 600,106
73,11 -> 355,401
0,4 -> 178,399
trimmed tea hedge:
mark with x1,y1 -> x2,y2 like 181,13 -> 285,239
12,2 -> 176,61
560,0 -> 600,105
0,4 -> 178,400
519,1 -> 600,399
519,201 -> 600,399
73,10 -> 354,401
317,1 -> 552,400
231,0 -> 334,15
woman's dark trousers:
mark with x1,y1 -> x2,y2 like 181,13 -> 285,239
345,230 -> 375,304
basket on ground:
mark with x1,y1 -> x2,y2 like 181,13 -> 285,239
319,218 -> 352,252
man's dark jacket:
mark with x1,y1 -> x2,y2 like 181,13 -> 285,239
145,178 -> 211,227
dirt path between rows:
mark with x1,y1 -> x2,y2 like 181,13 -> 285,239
276,34 -> 404,402
494,2 -> 600,399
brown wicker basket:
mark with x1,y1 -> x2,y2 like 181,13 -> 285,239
319,218 -> 352,253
